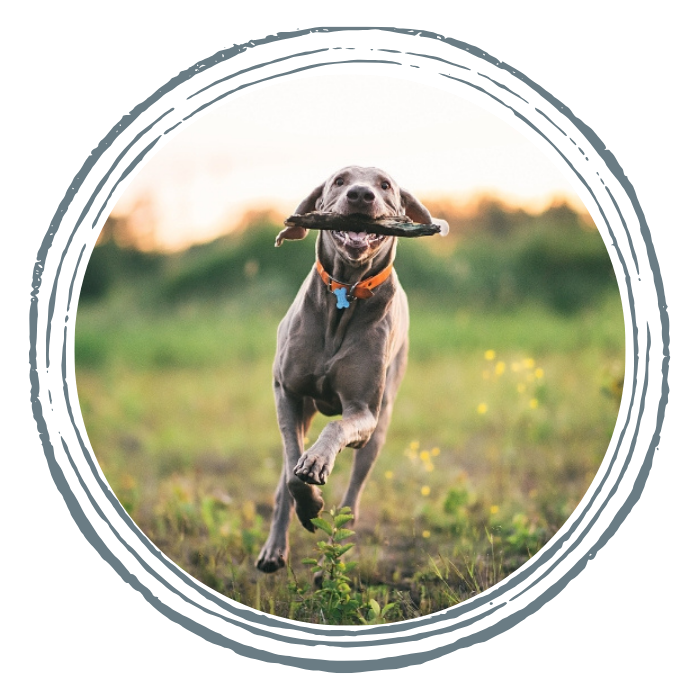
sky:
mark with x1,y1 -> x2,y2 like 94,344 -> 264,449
112,72 -> 588,250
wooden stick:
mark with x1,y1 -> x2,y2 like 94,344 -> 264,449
284,212 -> 442,238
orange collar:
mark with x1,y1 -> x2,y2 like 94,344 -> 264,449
315,258 -> 393,304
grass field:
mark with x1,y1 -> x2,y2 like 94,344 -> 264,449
75,279 -> 624,623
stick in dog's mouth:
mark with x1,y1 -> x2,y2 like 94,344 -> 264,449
284,212 -> 443,238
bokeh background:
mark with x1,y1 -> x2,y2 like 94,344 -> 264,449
75,73 -> 624,622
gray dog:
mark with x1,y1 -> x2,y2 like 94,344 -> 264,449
256,165 -> 448,573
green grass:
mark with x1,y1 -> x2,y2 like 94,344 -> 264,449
75,287 -> 624,623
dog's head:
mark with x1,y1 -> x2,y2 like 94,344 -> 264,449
275,166 -> 448,265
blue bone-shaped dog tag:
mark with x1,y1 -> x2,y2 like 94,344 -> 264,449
333,287 -> 350,309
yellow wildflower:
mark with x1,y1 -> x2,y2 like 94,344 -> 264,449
495,361 -> 505,376
242,500 -> 255,523
485,349 -> 496,360
421,485 -> 431,496
477,403 -> 488,414
535,368 -> 544,379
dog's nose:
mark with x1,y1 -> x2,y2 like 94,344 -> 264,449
346,186 -> 375,204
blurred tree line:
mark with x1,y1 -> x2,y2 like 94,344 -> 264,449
80,197 -> 618,314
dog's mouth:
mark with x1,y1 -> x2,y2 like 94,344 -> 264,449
331,230 -> 386,251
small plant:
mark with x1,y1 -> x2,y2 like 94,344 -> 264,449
302,507 -> 361,624
504,513 -> 545,555
358,598 -> 396,625
301,507 -> 395,625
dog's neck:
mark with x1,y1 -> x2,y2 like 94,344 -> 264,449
316,231 -> 397,288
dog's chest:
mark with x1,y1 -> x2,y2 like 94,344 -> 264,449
276,306 -> 389,404
279,332 -> 365,393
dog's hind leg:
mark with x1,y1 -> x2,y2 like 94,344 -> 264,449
256,393 -> 321,573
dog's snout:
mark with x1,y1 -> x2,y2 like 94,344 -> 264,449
346,185 -> 376,204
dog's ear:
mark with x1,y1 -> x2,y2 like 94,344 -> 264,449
275,183 -> 325,247
400,189 -> 449,237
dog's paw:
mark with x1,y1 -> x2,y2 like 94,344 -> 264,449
288,479 -> 324,532
294,451 -> 332,485
296,493 -> 325,532
256,541 -> 288,573
288,476 -> 325,530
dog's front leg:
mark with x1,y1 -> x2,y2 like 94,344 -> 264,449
294,404 -> 377,486
257,387 -> 324,573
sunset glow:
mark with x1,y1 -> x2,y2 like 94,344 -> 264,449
111,73 -> 589,250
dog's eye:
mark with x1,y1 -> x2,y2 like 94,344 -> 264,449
381,181 -> 390,190
334,177 -> 344,186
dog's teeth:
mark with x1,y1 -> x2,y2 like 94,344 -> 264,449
332,229 -> 385,245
